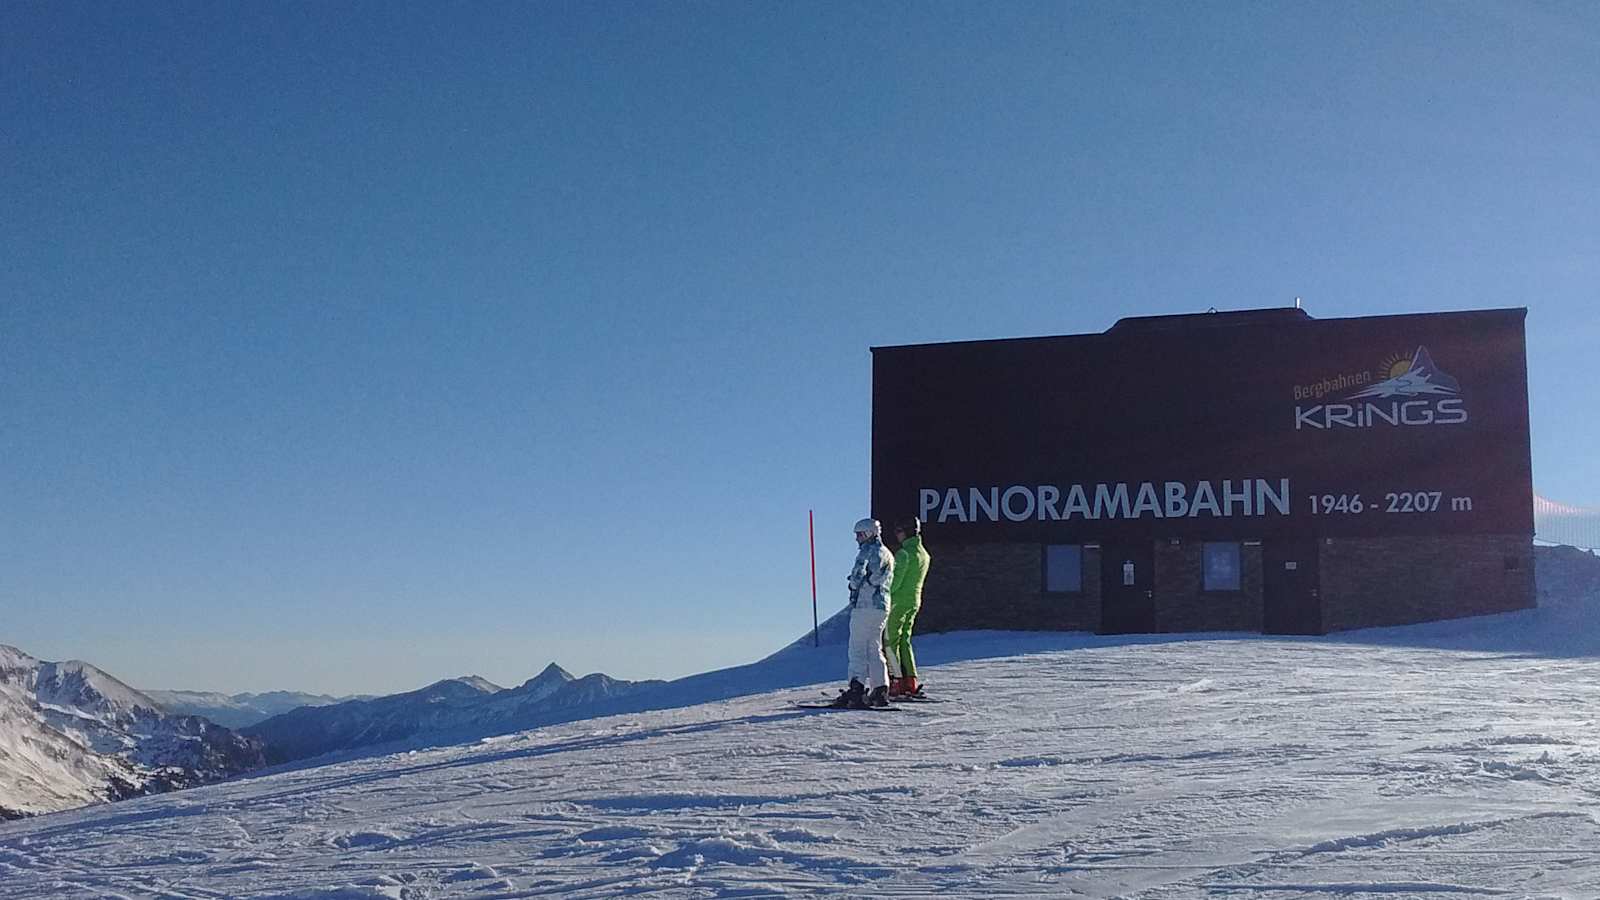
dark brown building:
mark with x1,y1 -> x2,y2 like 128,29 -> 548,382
871,308 -> 1535,635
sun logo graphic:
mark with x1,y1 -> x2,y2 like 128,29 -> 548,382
1294,345 -> 1467,431
1347,347 -> 1461,400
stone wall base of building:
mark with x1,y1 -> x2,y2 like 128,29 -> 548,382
914,542 -> 1100,633
1320,534 -> 1534,632
914,534 -> 1534,636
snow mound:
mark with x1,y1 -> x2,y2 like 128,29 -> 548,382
650,830 -> 785,869
329,830 -> 402,850
1334,545 -> 1600,656
247,887 -> 403,900
439,863 -> 500,882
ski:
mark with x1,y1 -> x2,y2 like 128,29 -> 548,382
818,688 -> 946,704
793,702 -> 907,712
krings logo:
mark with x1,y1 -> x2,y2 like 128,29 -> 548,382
1294,346 -> 1468,430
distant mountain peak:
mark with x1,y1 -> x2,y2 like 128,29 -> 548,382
0,644 -> 41,671
452,676 -> 503,694
532,662 -> 574,684
35,659 -> 163,719
514,663 -> 575,702
144,689 -> 357,729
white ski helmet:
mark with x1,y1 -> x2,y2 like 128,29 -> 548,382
853,518 -> 881,541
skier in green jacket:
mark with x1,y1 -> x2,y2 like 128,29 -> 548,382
886,517 -> 931,697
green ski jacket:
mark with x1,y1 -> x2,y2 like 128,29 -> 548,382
890,535 -> 930,610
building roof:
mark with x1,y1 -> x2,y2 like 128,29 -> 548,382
1104,307 -> 1312,334
870,306 -> 1526,353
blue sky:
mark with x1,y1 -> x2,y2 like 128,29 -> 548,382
3,2 -> 1597,695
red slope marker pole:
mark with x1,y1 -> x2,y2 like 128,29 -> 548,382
809,509 -> 819,647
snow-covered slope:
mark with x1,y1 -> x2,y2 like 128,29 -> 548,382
241,665 -> 658,765
0,647 -> 266,819
2,547 -> 1599,897
143,689 -> 358,729
33,660 -> 161,722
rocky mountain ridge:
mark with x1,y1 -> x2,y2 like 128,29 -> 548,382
0,645 -> 265,819
143,688 -> 363,729
245,663 -> 663,764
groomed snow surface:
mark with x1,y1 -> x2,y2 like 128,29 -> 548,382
3,549 -> 1600,899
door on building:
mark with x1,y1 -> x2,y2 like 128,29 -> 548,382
1099,541 -> 1155,634
1263,539 -> 1323,634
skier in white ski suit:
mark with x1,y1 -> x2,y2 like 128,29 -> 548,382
835,517 -> 894,708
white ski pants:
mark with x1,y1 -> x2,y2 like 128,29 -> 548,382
847,603 -> 890,690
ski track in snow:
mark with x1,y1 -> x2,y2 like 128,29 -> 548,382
5,632 -> 1600,899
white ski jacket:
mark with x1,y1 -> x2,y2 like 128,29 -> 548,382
848,539 -> 895,611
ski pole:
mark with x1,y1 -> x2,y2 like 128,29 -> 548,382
809,509 -> 819,647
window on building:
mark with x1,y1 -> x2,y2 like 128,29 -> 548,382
1044,544 -> 1083,593
1203,542 -> 1241,591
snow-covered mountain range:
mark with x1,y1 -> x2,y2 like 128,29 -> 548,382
1,646 -> 662,818
0,647 -> 265,820
243,663 -> 663,764
142,689 -> 361,729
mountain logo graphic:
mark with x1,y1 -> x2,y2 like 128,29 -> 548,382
1346,346 -> 1460,400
